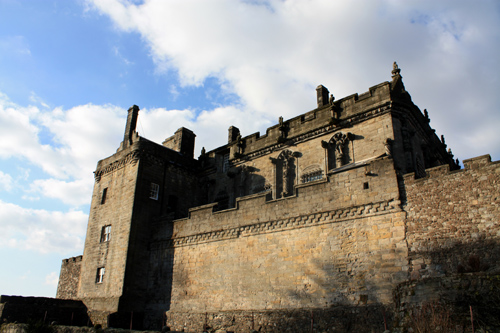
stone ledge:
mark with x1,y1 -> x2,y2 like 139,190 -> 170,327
151,199 -> 400,250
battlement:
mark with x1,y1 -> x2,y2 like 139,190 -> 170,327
403,154 -> 497,183
207,81 -> 397,162
153,156 -> 399,241
62,255 -> 83,264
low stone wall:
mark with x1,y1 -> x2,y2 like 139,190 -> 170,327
0,296 -> 90,327
166,306 -> 392,332
394,273 -> 500,331
0,324 -> 162,333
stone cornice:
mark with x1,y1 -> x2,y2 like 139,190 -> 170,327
94,150 -> 140,182
231,102 -> 392,165
151,199 -> 400,250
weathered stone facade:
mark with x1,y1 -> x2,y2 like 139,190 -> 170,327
56,255 -> 82,300
55,64 -> 499,331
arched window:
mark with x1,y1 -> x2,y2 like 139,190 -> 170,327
270,150 -> 296,199
322,132 -> 352,171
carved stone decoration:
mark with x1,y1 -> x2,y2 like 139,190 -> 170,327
236,134 -> 245,155
94,150 -> 140,182
423,109 -> 430,123
333,133 -> 348,166
384,138 -> 393,158
391,61 -> 401,78
323,132 -> 352,170
271,149 -> 296,199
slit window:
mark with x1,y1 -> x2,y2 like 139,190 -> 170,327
100,188 -> 108,204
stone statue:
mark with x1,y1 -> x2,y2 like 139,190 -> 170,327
392,61 -> 401,77
333,133 -> 348,166
329,94 -> 335,105
384,138 -> 393,158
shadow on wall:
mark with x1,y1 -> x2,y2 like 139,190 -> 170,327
0,296 -> 91,327
400,238 -> 500,331
409,238 -> 500,279
283,258 -> 393,332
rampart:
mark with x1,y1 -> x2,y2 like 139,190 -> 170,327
403,154 -> 500,280
0,295 -> 89,327
56,255 -> 82,300
147,157 -> 409,330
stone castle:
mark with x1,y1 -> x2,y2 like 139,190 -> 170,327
54,64 -> 500,331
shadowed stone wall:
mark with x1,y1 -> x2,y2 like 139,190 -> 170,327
404,154 -> 500,280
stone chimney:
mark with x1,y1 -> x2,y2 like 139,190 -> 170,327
122,105 -> 139,149
162,127 -> 196,158
316,85 -> 330,108
228,126 -> 240,143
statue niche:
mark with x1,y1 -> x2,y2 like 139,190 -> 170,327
270,149 -> 296,199
322,132 -> 352,170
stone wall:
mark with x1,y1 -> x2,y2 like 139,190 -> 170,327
56,256 -> 82,300
0,296 -> 89,327
144,155 -> 408,330
403,154 -> 500,280
166,306 -> 392,332
394,274 -> 500,331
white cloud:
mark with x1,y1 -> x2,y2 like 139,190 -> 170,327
30,178 -> 93,207
0,171 -> 13,191
87,0 -> 500,162
45,272 -> 59,287
0,200 -> 87,254
29,91 -> 50,109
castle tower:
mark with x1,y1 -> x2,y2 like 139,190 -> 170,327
77,106 -> 200,328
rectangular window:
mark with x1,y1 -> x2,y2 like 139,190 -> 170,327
100,188 -> 108,204
149,183 -> 159,200
100,225 -> 111,242
222,153 -> 230,173
96,267 -> 105,283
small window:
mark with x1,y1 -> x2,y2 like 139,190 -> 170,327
222,153 -> 230,173
96,267 -> 105,283
149,183 -> 159,200
100,225 -> 111,242
363,182 -> 369,190
301,170 -> 323,183
100,188 -> 108,204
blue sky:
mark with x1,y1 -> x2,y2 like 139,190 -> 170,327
0,0 -> 499,297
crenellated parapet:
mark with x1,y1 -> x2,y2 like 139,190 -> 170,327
218,83 -> 395,164
62,255 -> 83,263
403,154 -> 496,184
